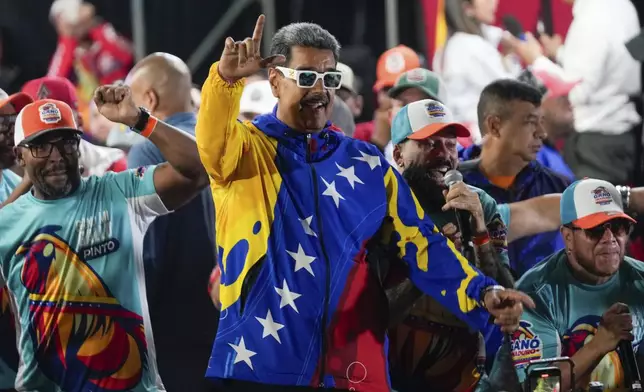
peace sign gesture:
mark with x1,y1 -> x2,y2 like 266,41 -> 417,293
218,14 -> 286,81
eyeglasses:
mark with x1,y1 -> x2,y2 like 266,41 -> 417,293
275,66 -> 343,89
22,137 -> 80,159
565,220 -> 634,241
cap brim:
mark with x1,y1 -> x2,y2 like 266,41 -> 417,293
388,83 -> 441,101
407,122 -> 471,141
0,93 -> 34,113
573,211 -> 636,229
20,127 -> 83,145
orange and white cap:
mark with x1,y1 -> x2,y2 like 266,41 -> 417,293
14,99 -> 82,146
374,45 -> 421,92
561,178 -> 636,229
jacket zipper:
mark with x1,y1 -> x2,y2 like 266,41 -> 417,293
307,133 -> 332,387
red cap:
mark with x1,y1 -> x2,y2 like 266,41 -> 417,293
14,99 -> 82,146
533,70 -> 581,99
0,88 -> 33,113
22,77 -> 79,110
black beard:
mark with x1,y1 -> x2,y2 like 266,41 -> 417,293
402,164 -> 446,212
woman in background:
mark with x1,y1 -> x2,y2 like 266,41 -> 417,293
433,0 -> 521,144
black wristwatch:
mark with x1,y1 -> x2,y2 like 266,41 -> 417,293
130,107 -> 151,133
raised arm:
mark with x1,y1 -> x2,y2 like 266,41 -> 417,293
505,194 -> 562,243
382,162 -> 534,332
197,14 -> 285,185
195,64 -> 249,184
94,85 -> 209,211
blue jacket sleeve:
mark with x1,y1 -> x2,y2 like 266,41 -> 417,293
127,140 -> 166,168
382,161 -> 497,330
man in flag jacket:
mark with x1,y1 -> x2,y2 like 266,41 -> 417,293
196,15 -> 534,392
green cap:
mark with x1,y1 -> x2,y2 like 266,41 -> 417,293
388,68 -> 446,103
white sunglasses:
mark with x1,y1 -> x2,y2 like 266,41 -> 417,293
275,66 -> 343,89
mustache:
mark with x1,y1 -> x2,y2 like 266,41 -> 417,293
425,159 -> 453,171
41,164 -> 71,176
300,92 -> 330,104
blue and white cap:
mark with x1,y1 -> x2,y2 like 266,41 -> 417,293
561,179 -> 635,229
390,99 -> 470,145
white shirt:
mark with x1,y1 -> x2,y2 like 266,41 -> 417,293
532,0 -> 641,134
79,140 -> 125,177
433,25 -> 522,143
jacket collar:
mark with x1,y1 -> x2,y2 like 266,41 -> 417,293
463,159 -> 541,191
252,107 -> 343,162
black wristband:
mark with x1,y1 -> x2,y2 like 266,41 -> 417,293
131,107 -> 150,133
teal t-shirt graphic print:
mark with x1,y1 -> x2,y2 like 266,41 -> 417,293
0,166 -> 169,392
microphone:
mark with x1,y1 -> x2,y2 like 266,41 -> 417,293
618,338 -> 642,390
502,15 -> 525,40
443,170 -> 475,260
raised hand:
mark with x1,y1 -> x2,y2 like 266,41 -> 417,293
93,85 -> 140,128
483,288 -> 536,333
442,182 -> 486,233
218,14 -> 286,81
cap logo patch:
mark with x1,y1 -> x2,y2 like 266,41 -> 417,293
425,102 -> 445,118
385,52 -> 406,74
38,103 -> 62,125
406,69 -> 427,83
592,186 -> 613,206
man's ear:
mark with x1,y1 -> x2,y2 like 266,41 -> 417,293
14,147 -> 25,168
145,89 -> 160,114
393,143 -> 404,169
355,95 -> 364,114
484,114 -> 502,138
561,226 -> 574,245
268,68 -> 280,99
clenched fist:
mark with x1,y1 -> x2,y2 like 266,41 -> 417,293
218,14 -> 286,81
93,85 -> 140,128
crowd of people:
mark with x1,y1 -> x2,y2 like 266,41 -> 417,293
0,0 -> 643,391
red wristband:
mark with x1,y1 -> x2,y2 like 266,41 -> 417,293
473,232 -> 490,247
139,116 -> 158,138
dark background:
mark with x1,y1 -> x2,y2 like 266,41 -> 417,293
1,0 -> 642,120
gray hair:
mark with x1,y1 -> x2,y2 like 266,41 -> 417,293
270,23 -> 341,64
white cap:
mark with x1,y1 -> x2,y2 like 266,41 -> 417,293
50,0 -> 82,24
336,62 -> 357,94
239,81 -> 277,115
561,179 -> 636,229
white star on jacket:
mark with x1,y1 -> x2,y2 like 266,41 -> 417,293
287,244 -> 316,276
335,163 -> 364,189
353,151 -> 382,170
321,177 -> 345,208
299,216 -> 317,237
228,337 -> 257,370
275,279 -> 302,313
255,309 -> 285,344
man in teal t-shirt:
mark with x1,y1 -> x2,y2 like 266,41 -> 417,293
0,88 -> 33,391
511,178 -> 644,391
385,99 -> 514,392
0,86 -> 207,392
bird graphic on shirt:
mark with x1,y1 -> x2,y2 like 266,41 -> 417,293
16,225 -> 147,392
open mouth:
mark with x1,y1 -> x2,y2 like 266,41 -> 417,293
428,165 -> 451,177
300,97 -> 329,113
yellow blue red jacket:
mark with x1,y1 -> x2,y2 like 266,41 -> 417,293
195,62 -> 498,391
